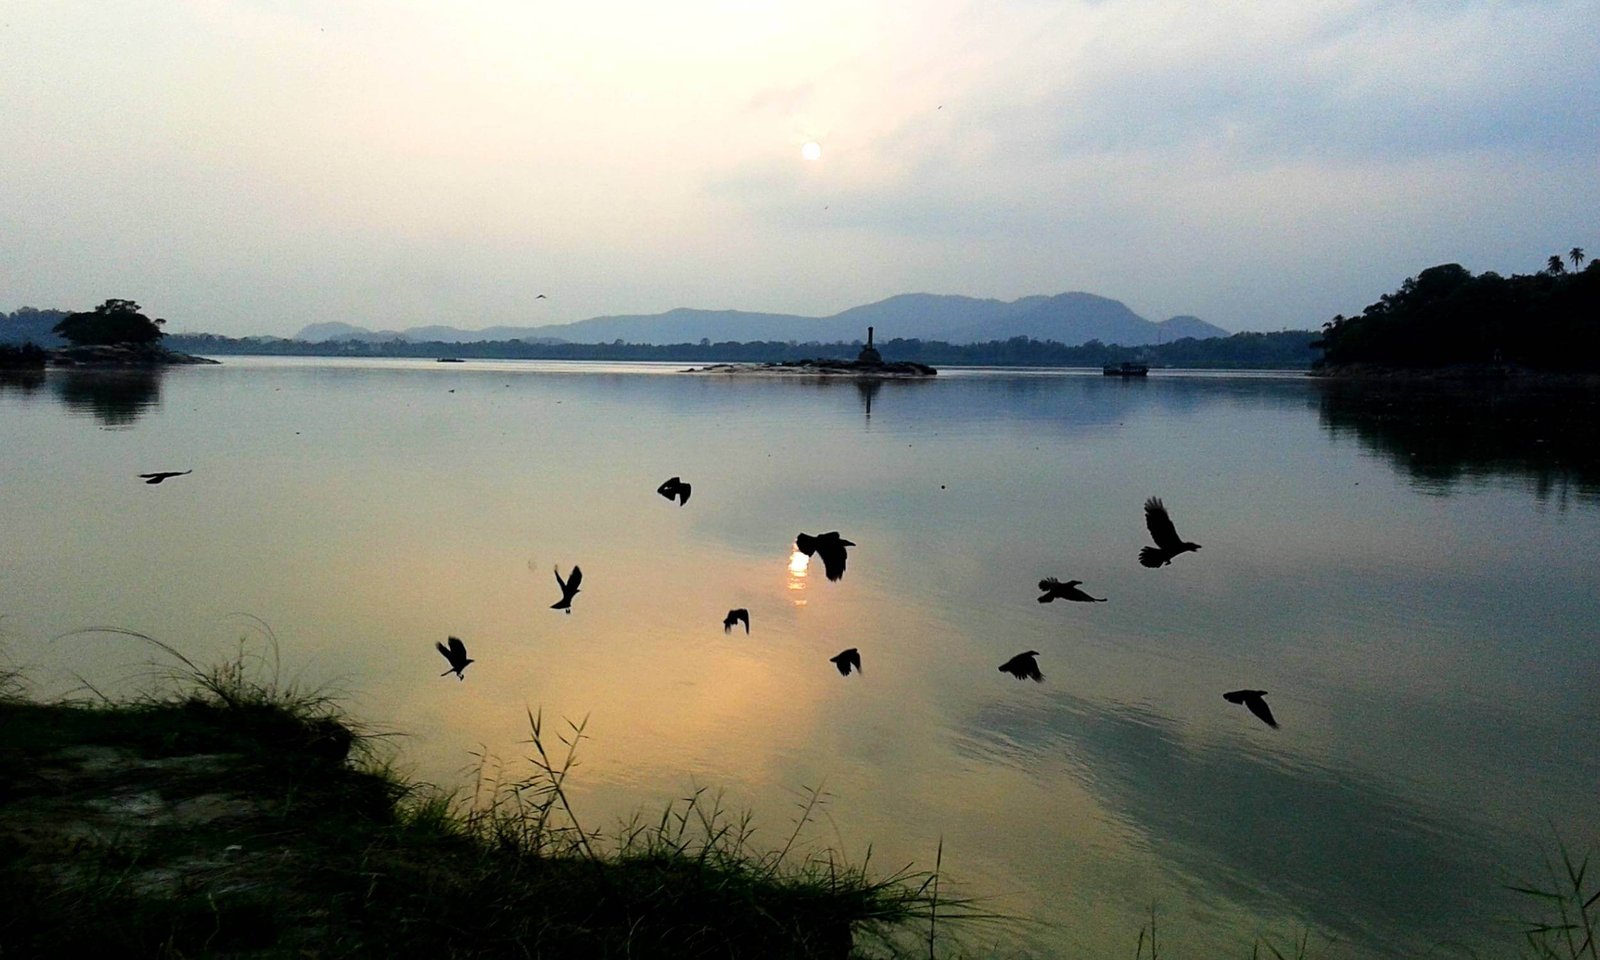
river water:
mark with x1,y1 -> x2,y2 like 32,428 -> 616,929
1,357 -> 1596,956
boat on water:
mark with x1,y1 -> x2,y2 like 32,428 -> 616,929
436,357 -> 464,363
1102,362 -> 1149,377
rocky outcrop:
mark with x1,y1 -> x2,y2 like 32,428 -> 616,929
686,358 -> 936,377
48,343 -> 220,367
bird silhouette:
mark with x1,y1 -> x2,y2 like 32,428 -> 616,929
830,648 -> 861,676
796,531 -> 854,582
436,636 -> 474,680
723,608 -> 750,634
1223,689 -> 1277,728
138,470 -> 191,484
656,476 -> 692,506
998,651 -> 1044,682
551,564 -> 582,612
535,294 -> 548,299
1037,577 -> 1106,603
1140,497 -> 1202,568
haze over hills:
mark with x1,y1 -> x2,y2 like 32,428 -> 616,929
293,293 -> 1229,346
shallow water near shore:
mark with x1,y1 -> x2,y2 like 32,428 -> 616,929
2,357 -> 1597,956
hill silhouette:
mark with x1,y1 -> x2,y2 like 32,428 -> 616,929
291,292 -> 1227,346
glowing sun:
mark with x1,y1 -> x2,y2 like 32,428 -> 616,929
800,141 -> 822,161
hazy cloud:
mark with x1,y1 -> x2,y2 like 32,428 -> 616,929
2,0 -> 1595,335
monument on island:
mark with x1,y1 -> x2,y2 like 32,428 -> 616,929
684,323 -> 934,376
856,326 -> 883,365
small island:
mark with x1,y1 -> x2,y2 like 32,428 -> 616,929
1312,250 -> 1597,380
17,299 -> 218,367
686,326 -> 937,377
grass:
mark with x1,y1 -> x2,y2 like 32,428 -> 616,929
1508,839 -> 1600,959
5,631 -> 1595,958
0,633 -> 983,958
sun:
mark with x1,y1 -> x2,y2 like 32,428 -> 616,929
800,141 -> 822,161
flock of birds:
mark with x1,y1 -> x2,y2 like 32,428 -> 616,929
138,466 -> 1276,728
421,475 -> 1279,730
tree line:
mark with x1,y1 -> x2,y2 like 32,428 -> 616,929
161,330 -> 1320,368
1314,248 -> 1597,372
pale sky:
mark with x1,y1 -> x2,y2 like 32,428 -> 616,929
3,0 -> 1596,337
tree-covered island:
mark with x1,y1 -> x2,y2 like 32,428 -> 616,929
1313,250 -> 1598,375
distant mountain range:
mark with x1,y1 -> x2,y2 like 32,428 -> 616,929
293,293 -> 1228,347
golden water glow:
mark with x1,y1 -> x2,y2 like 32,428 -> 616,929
786,548 -> 809,604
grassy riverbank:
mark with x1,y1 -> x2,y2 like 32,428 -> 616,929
4,648 -> 1595,959
0,653 -> 966,958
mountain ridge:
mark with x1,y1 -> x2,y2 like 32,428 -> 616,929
287,293 -> 1229,346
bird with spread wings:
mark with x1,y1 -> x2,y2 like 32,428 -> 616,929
1139,497 -> 1202,568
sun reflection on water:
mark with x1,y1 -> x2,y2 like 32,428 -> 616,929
786,548 -> 809,605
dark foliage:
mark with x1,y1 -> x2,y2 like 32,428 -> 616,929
0,342 -> 47,369
52,299 -> 166,347
165,329 -> 1321,368
1313,259 -> 1600,372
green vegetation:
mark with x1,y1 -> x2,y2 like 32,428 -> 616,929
166,329 -> 1321,369
1509,840 -> 1600,960
0,640 -> 974,958
52,298 -> 166,347
1313,255 -> 1600,373
4,639 -> 1594,958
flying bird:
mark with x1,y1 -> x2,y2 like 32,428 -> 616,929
796,531 -> 854,582
998,651 -> 1044,682
723,608 -> 750,634
1223,689 -> 1278,728
656,476 -> 692,506
535,293 -> 547,299
1037,577 -> 1106,603
551,564 -> 582,612
436,636 -> 474,680
1140,497 -> 1202,568
138,470 -> 191,484
830,648 -> 861,676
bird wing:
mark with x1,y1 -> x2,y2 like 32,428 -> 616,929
567,565 -> 582,591
795,533 -> 817,556
1039,577 -> 1061,591
678,483 -> 691,505
447,636 -> 467,659
1244,694 -> 1278,728
553,566 -> 567,591
656,477 -> 679,498
1145,497 -> 1184,550
436,641 -> 452,660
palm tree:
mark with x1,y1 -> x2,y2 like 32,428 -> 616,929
1546,255 -> 1566,276
1571,247 -> 1586,270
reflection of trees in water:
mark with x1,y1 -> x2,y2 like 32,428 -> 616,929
0,368 -> 47,396
1317,381 -> 1600,506
53,369 -> 164,427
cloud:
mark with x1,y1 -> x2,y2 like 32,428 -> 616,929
2,0 -> 1596,334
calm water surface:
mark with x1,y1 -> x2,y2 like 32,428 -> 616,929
2,358 -> 1597,957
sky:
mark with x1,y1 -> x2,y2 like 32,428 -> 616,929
2,0 -> 1597,338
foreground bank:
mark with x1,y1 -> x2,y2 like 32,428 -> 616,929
0,662 -> 956,958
